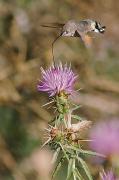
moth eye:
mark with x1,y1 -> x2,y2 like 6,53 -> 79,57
95,21 -> 99,29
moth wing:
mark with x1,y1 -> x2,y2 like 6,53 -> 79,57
81,34 -> 92,48
75,30 -> 92,48
41,23 -> 65,28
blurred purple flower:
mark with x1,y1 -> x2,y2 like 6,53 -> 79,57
89,120 -> 119,156
37,63 -> 77,97
100,170 -> 116,180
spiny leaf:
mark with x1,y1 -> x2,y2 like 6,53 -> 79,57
63,115 -> 68,128
79,150 -> 105,158
73,173 -> 77,180
66,145 -> 81,152
74,168 -> 84,180
77,157 -> 93,180
51,147 -> 60,164
52,160 -> 62,180
66,159 -> 74,180
71,115 -> 83,121
64,146 -> 105,158
55,115 -> 61,126
71,105 -> 82,112
59,143 -> 69,161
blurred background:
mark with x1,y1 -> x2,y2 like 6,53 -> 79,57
0,0 -> 119,179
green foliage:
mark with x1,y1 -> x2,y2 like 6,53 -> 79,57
0,106 -> 39,160
51,141 -> 97,180
93,50 -> 119,82
0,169 -> 14,180
77,157 -> 93,180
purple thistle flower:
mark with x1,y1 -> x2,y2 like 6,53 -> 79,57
89,120 -> 119,156
100,170 -> 116,180
37,63 -> 77,97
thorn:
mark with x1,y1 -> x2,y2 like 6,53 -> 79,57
42,100 -> 54,107
79,139 -> 94,142
44,128 -> 51,132
40,138 -> 51,149
76,88 -> 83,92
48,124 -> 54,128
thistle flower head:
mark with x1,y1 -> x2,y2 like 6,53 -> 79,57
37,63 -> 77,97
100,170 -> 116,180
89,120 -> 119,156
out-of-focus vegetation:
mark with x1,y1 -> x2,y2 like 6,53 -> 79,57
0,0 -> 119,179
